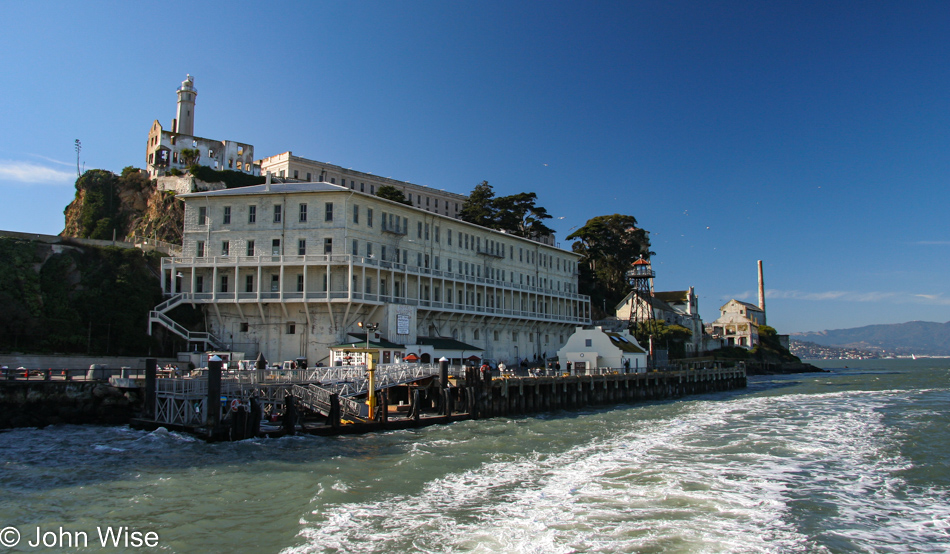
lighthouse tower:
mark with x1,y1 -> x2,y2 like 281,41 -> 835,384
173,74 -> 197,136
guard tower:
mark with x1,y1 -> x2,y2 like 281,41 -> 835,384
174,74 -> 197,136
626,256 -> 657,364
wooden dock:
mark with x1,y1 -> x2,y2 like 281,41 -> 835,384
130,360 -> 746,441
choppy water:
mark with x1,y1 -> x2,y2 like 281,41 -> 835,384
1,359 -> 949,553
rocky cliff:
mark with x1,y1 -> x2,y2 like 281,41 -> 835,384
62,167 -> 185,244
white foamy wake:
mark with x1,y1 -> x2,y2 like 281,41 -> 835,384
286,388 -> 950,553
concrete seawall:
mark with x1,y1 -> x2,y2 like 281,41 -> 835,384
0,355 -> 177,371
0,381 -> 143,429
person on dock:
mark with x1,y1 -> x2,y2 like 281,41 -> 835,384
283,395 -> 297,436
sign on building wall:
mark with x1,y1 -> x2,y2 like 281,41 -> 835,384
397,314 -> 410,335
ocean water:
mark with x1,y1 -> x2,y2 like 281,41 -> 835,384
1,359 -> 948,553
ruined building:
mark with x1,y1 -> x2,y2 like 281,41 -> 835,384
145,75 -> 259,179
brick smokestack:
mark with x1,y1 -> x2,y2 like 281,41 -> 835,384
757,260 -> 765,312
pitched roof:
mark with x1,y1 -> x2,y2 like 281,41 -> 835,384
603,332 -> 647,353
654,290 -> 689,304
711,313 -> 758,325
181,181 -> 347,197
722,299 -> 763,312
615,291 -> 676,313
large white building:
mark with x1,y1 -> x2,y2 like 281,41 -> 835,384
258,152 -> 467,217
256,152 -> 556,247
153,179 -> 590,366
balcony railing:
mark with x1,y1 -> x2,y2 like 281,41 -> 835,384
163,254 -> 589,302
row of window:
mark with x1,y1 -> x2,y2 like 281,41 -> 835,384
202,203 -> 334,226
278,169 -> 461,213
232,315 -> 562,346
197,238 -> 334,257
196,236 -> 576,293
197,203 -> 576,274
194,229 -> 577,292
192,271 -> 575,317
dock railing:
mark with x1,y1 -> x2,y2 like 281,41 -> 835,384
292,384 -> 369,421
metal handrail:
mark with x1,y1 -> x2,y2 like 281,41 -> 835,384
149,311 -> 225,349
292,383 -> 368,421
155,293 -> 185,313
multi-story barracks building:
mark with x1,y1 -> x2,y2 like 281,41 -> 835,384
154,178 -> 590,366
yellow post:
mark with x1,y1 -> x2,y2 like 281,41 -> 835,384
366,353 -> 376,416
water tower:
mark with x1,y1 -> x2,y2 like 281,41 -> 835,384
626,256 -> 657,364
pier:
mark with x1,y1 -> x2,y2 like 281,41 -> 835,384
129,359 -> 747,440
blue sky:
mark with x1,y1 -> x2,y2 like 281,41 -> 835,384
1,0 -> 948,334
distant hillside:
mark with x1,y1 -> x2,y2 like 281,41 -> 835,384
791,321 -> 950,356
789,340 -> 880,360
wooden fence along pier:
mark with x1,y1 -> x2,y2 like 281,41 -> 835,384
130,358 -> 747,441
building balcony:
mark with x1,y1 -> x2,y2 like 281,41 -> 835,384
165,289 -> 586,325
162,254 -> 589,302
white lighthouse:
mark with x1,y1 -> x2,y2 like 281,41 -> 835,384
173,74 -> 197,136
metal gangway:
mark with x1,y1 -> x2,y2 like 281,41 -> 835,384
151,363 -> 440,427
291,383 -> 370,422
292,363 -> 440,422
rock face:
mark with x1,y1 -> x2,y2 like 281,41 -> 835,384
0,382 -> 143,428
61,167 -> 185,245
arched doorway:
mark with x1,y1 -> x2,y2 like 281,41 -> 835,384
421,353 -> 431,363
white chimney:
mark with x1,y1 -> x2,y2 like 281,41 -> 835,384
757,260 -> 765,312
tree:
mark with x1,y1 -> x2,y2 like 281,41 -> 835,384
749,325 -> 800,362
376,184 -> 413,206
567,214 -> 652,316
179,148 -> 200,166
188,165 -> 265,189
458,181 -> 497,227
493,192 -> 555,239
73,169 -> 121,240
631,320 -> 693,360
120,166 -> 151,192
459,181 -> 555,239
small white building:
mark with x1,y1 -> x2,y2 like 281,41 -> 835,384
557,326 -> 648,373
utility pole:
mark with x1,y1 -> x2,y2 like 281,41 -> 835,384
75,139 -> 82,178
